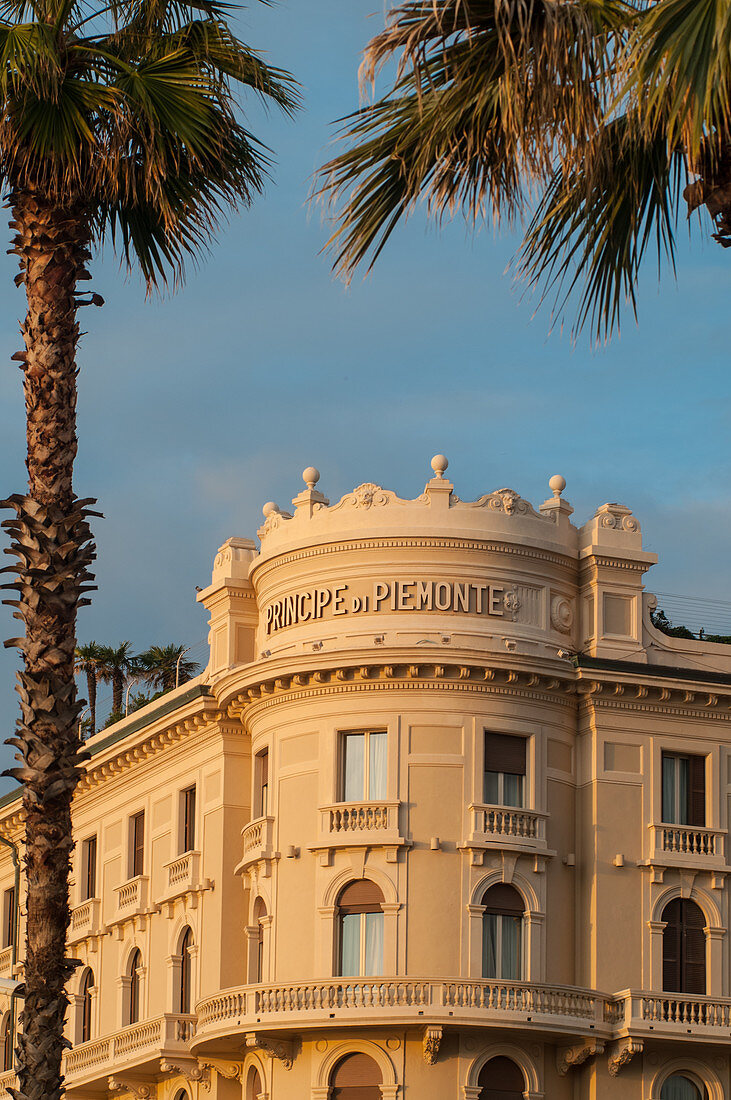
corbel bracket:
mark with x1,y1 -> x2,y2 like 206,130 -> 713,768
159,1058 -> 211,1091
245,1032 -> 293,1070
423,1025 -> 443,1066
556,1040 -> 605,1076
608,1038 -> 643,1077
108,1076 -> 152,1098
199,1059 -> 244,1081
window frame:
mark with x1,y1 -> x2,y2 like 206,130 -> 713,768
2,888 -> 15,950
661,752 -> 706,828
336,880 -> 385,978
81,835 -> 97,902
80,968 -> 94,1043
129,811 -> 145,879
254,749 -> 269,818
339,729 -> 388,802
484,731 -> 528,809
180,786 -> 196,855
127,948 -> 142,1025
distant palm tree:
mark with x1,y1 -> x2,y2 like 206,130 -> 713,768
138,645 -> 200,692
96,643 -> 135,722
319,0 -> 731,339
74,642 -> 102,736
0,3 -> 295,1093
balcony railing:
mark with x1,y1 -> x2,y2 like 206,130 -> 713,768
0,1070 -> 15,1099
0,947 -> 12,976
69,897 -> 102,943
471,805 -> 547,843
324,802 -> 400,834
193,978 -> 610,1045
64,1013 -> 196,1086
612,990 -> 731,1042
236,817 -> 276,874
651,824 -> 725,859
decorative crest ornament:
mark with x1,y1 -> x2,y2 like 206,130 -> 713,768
422,1025 -> 442,1065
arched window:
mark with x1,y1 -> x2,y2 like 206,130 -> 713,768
253,898 -> 267,983
337,881 -> 384,977
80,968 -> 94,1043
478,1056 -> 525,1100
2,1013 -> 12,1073
662,899 -> 706,994
330,1053 -> 382,1099
246,1066 -> 263,1100
127,948 -> 142,1025
173,1090 -> 189,1100
178,928 -> 193,1014
482,884 -> 524,980
661,1076 -> 706,1100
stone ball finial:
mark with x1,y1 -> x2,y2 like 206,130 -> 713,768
302,466 -> 320,490
549,474 -> 566,499
431,454 -> 449,479
262,501 -> 280,518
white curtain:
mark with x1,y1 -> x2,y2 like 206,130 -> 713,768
662,755 -> 676,822
482,914 -> 498,978
369,732 -> 387,800
343,733 -> 365,801
364,913 -> 384,975
661,1076 -> 701,1100
340,914 -> 360,976
503,773 -> 524,808
502,915 -> 522,979
677,758 -> 689,825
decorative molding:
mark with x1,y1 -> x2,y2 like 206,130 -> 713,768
550,596 -> 574,634
199,1059 -> 244,1080
245,1032 -> 293,1069
159,1059 -> 211,1090
423,1025 -> 443,1065
608,1038 -> 643,1077
556,1040 -> 605,1076
108,1076 -> 152,1098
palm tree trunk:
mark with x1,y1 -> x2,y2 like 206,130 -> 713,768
86,668 -> 97,736
112,669 -> 124,715
0,189 -> 98,1100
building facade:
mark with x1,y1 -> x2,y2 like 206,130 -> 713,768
0,457 -> 728,1100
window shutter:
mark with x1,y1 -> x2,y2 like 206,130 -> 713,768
662,900 -> 682,993
331,1054 -> 383,1086
338,880 -> 385,915
261,751 -> 269,785
485,733 -> 526,775
683,901 -> 707,995
688,755 -> 706,827
482,884 -> 525,917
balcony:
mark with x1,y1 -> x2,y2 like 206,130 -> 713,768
311,802 -> 408,865
157,852 -> 213,912
612,989 -> 731,1044
63,1013 -> 196,1093
68,897 -> 102,944
0,947 -> 12,976
644,824 -> 727,881
460,804 -> 552,867
107,876 -> 152,933
192,979 -> 612,1048
235,817 -> 277,877
0,1071 -> 15,1099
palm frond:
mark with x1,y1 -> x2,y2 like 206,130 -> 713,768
518,115 -> 686,341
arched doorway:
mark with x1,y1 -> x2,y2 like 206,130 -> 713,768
80,967 -> 94,1043
246,1065 -> 263,1100
481,884 -> 525,980
253,897 -> 267,983
662,899 -> 706,994
661,1076 -> 706,1100
478,1056 -> 526,1100
127,948 -> 142,1025
330,1053 -> 382,1099
178,927 -> 193,1013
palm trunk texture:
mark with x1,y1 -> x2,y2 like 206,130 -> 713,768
112,670 -> 123,716
1,190 -> 99,1100
85,669 -> 96,736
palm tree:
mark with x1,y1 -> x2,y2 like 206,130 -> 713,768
96,641 -> 135,716
137,644 -> 200,692
74,642 -> 102,736
0,2 -> 297,1095
318,0 -> 731,340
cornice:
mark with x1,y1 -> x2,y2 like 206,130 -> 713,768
251,537 -> 577,584
227,661 -> 578,723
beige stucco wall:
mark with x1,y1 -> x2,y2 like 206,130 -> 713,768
0,460 -> 728,1099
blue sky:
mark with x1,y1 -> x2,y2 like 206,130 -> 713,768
0,0 -> 730,777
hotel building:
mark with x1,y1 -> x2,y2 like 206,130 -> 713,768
0,457 -> 729,1100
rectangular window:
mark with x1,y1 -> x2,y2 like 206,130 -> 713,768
662,753 -> 705,826
130,811 -> 145,878
340,912 -> 384,977
81,836 -> 97,901
482,913 -> 522,980
181,787 -> 196,853
341,731 -> 387,801
255,750 -> 269,818
484,732 -> 527,807
3,889 -> 14,949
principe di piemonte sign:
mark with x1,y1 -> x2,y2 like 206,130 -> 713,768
264,579 -> 520,636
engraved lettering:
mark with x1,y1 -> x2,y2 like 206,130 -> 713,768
333,585 -> 348,615
490,586 -> 505,616
453,582 -> 469,613
398,581 -> 415,610
416,581 -> 433,609
373,582 -> 390,610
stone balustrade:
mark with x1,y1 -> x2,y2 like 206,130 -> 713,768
0,1070 -> 15,1099
652,823 -> 725,859
236,817 -> 276,873
69,897 -> 102,943
612,990 -> 731,1042
193,979 -> 611,1044
0,947 -> 12,976
471,804 -> 548,843
323,802 -> 400,834
64,1013 -> 196,1086
114,875 -> 149,918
